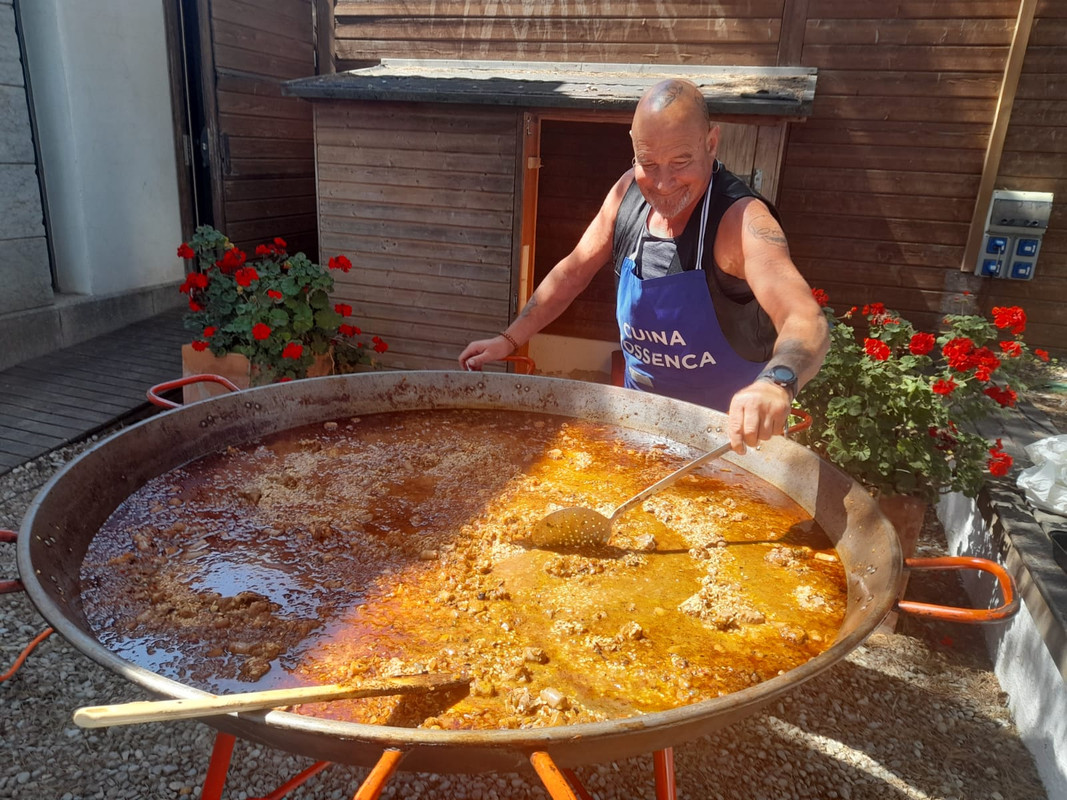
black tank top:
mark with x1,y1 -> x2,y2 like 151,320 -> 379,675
612,162 -> 777,362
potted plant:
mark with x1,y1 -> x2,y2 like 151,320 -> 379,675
797,289 -> 1053,554
178,226 -> 387,400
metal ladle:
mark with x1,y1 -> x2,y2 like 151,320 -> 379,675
530,412 -> 811,549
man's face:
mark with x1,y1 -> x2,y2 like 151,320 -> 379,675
630,119 -> 718,223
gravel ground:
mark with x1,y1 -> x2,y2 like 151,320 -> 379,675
0,434 -> 1051,800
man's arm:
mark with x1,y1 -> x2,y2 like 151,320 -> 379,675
459,172 -> 634,370
716,197 -> 830,450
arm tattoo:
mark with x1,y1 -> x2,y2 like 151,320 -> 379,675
516,296 -> 539,320
747,215 -> 790,252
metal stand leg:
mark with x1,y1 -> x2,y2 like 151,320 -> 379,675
653,748 -> 677,800
201,732 -> 237,800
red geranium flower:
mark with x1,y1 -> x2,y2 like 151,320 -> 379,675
1035,349 -> 1050,362
984,385 -> 1017,408
970,347 -> 1000,382
909,332 -> 936,356
177,243 -> 195,259
862,303 -> 885,317
267,289 -> 283,301
812,288 -> 829,307
188,300 -> 203,312
372,335 -> 388,354
987,439 -> 1013,477
992,306 -> 1026,335
234,267 -> 259,288
863,338 -> 891,361
179,272 -> 209,294
338,324 -> 360,337
942,337 -> 974,370
278,377 -> 292,383
932,377 -> 957,395
281,342 -> 304,360
254,244 -> 274,257
328,255 -> 353,273
191,340 -> 209,352
203,326 -> 216,338
274,237 -> 287,249
252,323 -> 271,341
999,341 -> 1023,358
334,303 -> 352,317
215,247 -> 247,274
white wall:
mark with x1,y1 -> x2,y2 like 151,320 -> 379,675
18,0 -> 184,296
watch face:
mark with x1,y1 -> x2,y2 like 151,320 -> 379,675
769,365 -> 797,383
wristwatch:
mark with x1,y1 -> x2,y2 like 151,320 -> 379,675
758,364 -> 798,401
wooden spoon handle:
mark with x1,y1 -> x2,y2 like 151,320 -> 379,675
73,673 -> 469,728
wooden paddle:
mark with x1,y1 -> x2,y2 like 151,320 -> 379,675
73,673 -> 470,728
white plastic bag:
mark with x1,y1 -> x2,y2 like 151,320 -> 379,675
1016,434 -> 1067,515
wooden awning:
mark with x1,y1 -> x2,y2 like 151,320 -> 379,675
284,59 -> 817,117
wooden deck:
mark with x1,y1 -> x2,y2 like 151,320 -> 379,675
0,308 -> 188,475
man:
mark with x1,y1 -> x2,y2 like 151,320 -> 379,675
459,78 -> 828,453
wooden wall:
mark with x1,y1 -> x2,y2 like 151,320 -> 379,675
976,1 -> 1067,346
326,0 -> 1067,352
778,0 -> 1065,350
208,0 -> 318,256
332,1 -> 787,69
314,102 -> 521,369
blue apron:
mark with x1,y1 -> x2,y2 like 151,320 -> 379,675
615,186 -> 767,412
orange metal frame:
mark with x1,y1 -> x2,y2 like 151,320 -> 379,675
199,734 -> 679,800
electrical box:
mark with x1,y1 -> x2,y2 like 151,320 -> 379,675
975,189 -> 1054,280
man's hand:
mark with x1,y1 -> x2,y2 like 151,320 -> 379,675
726,380 -> 792,453
459,336 -> 514,371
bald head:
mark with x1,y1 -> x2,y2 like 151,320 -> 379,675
635,79 -> 711,129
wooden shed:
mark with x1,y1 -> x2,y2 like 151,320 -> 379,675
286,60 -> 814,375
273,0 -> 1065,367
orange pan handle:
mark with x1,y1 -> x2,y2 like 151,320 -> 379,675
786,408 -> 812,435
146,374 -> 243,409
503,354 -> 536,374
896,556 -> 1019,623
0,529 -> 23,594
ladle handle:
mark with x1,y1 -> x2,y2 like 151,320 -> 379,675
609,412 -> 811,522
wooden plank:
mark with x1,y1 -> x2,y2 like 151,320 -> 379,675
315,0 -> 335,74
318,179 -> 510,213
778,0 -> 810,65
335,1 -> 787,17
318,163 -> 515,195
0,395 -> 124,428
807,1 -> 1021,18
334,40 -> 780,67
787,119 -> 990,149
814,69 -> 1002,98
212,0 -> 313,41
812,96 -> 997,124
784,143 -> 985,174
335,18 -> 782,45
318,210 -> 513,249
227,195 -> 317,222
217,114 -> 313,140
788,214 -> 970,247
962,0 -> 1039,271
803,18 -> 1014,46
1004,125 -> 1067,153
789,235 -> 964,269
227,158 -> 316,177
316,102 -> 521,134
801,45 -> 1007,72
778,166 -> 980,197
214,45 -> 315,82
1006,100 -> 1067,126
224,176 -> 316,200
320,221 -> 512,266
318,198 -> 512,234
779,189 -> 977,223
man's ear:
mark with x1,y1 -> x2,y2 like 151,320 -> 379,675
706,124 -> 721,158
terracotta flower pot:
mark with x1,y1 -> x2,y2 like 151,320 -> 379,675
180,344 -> 334,405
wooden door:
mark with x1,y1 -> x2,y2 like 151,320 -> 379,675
184,0 -> 320,257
